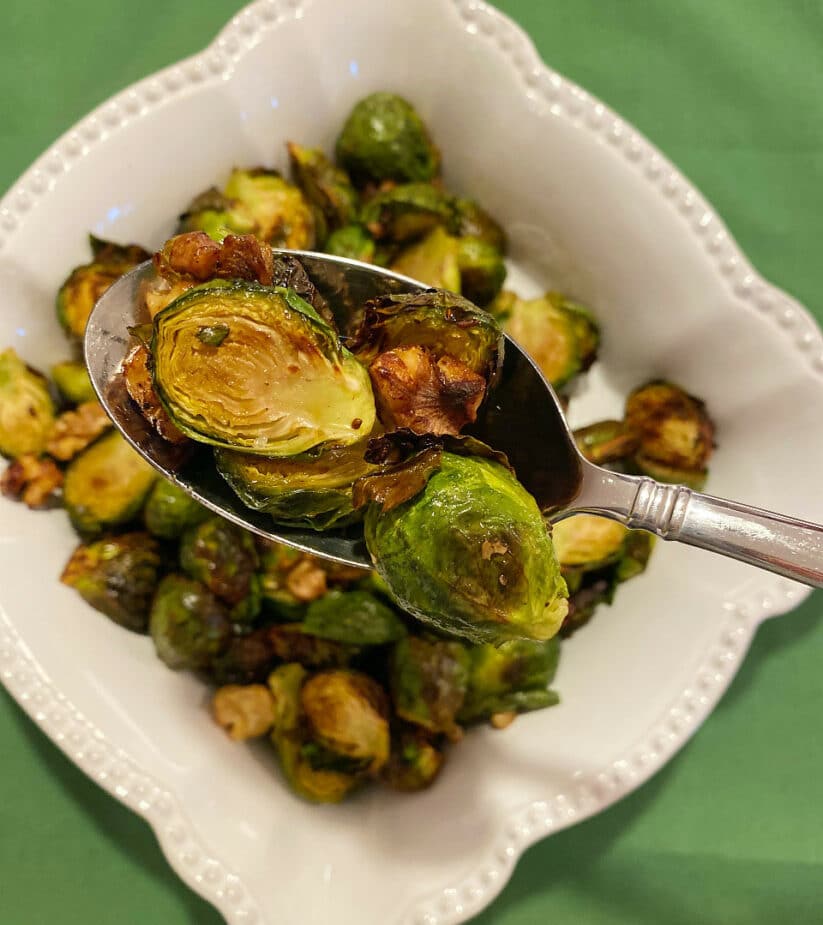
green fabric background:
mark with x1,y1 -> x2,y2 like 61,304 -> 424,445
1,1 -> 822,922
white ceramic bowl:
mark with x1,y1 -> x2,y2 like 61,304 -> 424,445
1,1 -> 822,923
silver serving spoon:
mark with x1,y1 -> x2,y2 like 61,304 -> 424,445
85,253 -> 823,587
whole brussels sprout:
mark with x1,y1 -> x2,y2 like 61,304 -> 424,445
381,726 -> 444,792
287,142 -> 359,236
149,574 -> 232,669
448,197 -> 507,252
302,590 -> 406,645
0,349 -> 55,458
361,182 -> 451,242
60,532 -> 162,632
179,517 -> 259,607
390,635 -> 470,738
51,360 -> 96,405
323,224 -> 376,263
390,227 -> 460,291
456,236 -> 506,307
335,92 -> 440,184
143,479 -> 210,539
365,453 -> 569,644
150,281 -> 375,456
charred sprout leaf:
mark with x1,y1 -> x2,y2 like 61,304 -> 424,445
268,623 -> 359,668
456,237 -> 506,307
224,168 -> 316,249
0,454 -> 63,508
209,628 -> 276,685
361,182 -> 451,242
46,401 -> 112,461
323,225 -> 376,263
57,238 -> 150,338
149,574 -> 232,670
301,670 -> 390,774
179,517 -> 259,606
269,254 -> 336,329
574,419 -> 639,467
214,442 -> 379,531
60,532 -> 162,632
352,446 -> 443,513
625,381 -> 715,483
0,349 -> 55,458
391,636 -> 470,739
287,142 -> 359,235
448,197 -> 507,252
552,514 -> 629,571
366,453 -> 568,644
63,431 -> 157,537
122,344 -> 188,445
212,684 -> 276,741
458,638 -> 559,724
335,92 -> 440,185
268,663 -> 359,803
151,281 -> 375,455
51,360 -> 96,405
381,726 -> 444,792
561,573 -> 617,637
143,479 -> 210,539
350,289 -> 502,382
302,590 -> 406,645
390,227 -> 460,291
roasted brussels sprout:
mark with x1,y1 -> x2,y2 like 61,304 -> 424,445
350,289 -> 502,381
57,236 -> 150,338
60,532 -> 162,632
574,419 -> 639,467
361,182 -> 451,242
0,454 -> 63,508
268,623 -> 359,668
390,227 -> 460,291
616,530 -> 656,583
51,360 -> 96,405
212,684 -> 276,741
143,479 -> 209,539
214,442 -> 379,531
552,514 -> 629,571
501,292 -> 600,389
178,517 -> 258,607
335,92 -> 439,185
45,401 -> 112,461
625,381 -> 715,489
63,431 -> 157,537
390,635 -> 470,739
323,224 -> 376,262
381,726 -> 444,792
302,590 -> 406,645
0,349 -> 55,458
150,281 -> 375,455
149,574 -> 232,669
209,628 -> 276,685
301,670 -> 390,774
178,186 -> 252,241
268,663 -> 359,802
561,574 -> 617,637
366,453 -> 568,644
456,237 -> 506,306
448,197 -> 507,252
458,638 -> 560,724
287,142 -> 358,236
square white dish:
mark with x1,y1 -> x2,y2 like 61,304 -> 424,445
1,1 -> 822,924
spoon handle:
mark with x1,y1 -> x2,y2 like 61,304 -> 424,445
571,465 -> 823,589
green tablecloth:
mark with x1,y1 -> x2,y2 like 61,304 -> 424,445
1,2 -> 822,922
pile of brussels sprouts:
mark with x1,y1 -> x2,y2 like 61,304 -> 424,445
0,93 -> 715,802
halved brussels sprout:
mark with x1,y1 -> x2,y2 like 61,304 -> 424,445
63,431 -> 157,536
448,197 -> 507,252
389,227 -> 460,291
361,182 -> 451,242
390,635 -> 470,739
268,663 -> 359,802
366,453 -> 568,644
574,419 -> 639,466
57,236 -> 150,338
209,628 -> 275,685
60,532 -> 162,632
212,683 -> 276,741
149,574 -> 232,670
552,514 -> 629,571
458,638 -> 560,724
287,142 -> 358,236
301,670 -> 390,775
268,623 -> 359,668
214,442 -> 379,531
150,281 -> 375,455
350,289 -> 502,382
381,726 -> 444,792
179,517 -> 259,607
45,401 -> 112,461
143,479 -> 210,539
625,381 -> 715,485
456,237 -> 506,307
177,186 -> 250,241
51,360 -> 96,405
302,590 -> 406,645
323,224 -> 376,263
0,349 -> 55,458
335,92 -> 440,184
223,168 -> 316,249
